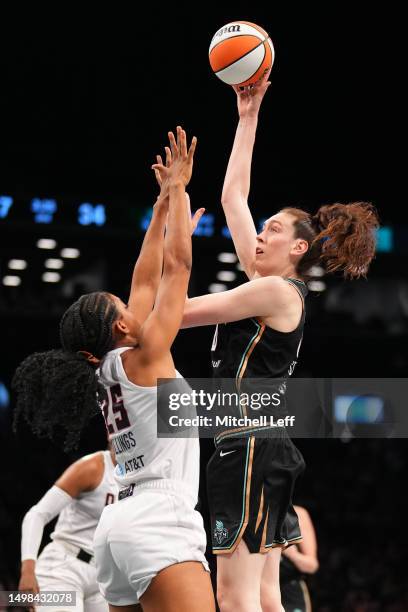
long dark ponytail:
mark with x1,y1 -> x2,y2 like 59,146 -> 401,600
12,292 -> 118,451
282,202 -> 380,279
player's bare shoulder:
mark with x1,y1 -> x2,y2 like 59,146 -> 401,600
56,451 -> 105,496
258,276 -> 304,332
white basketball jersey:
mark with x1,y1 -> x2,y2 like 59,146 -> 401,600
97,347 -> 200,502
51,451 -> 117,555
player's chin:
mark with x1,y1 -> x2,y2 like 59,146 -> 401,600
254,258 -> 265,275
254,257 -> 274,277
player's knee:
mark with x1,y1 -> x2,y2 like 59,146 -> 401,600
260,581 -> 282,612
217,587 -> 260,612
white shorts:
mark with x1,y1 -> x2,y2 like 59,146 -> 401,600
35,541 -> 108,612
93,480 -> 209,605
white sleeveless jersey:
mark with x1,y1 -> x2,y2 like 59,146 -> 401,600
51,451 -> 117,556
97,347 -> 200,502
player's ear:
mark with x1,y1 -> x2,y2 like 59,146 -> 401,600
293,238 -> 308,256
114,319 -> 129,335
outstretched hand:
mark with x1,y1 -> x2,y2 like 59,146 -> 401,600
153,144 -> 172,199
185,192 -> 205,235
233,69 -> 272,118
152,126 -> 197,187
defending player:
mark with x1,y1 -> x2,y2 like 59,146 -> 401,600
19,448 -> 117,612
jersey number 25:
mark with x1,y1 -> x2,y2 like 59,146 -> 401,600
98,384 -> 130,435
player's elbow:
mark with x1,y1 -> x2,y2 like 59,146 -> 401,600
23,507 -> 38,521
221,191 -> 237,210
164,254 -> 192,274
220,193 -> 230,207
23,506 -> 46,526
304,557 -> 319,574
221,191 -> 244,208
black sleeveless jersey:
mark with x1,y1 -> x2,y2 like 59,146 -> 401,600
211,278 -> 307,442
211,278 -> 307,379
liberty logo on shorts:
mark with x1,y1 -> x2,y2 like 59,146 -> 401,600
214,520 -> 228,544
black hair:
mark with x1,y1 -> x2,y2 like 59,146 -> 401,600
12,292 -> 119,451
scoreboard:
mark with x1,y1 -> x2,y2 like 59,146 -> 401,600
0,192 -> 232,239
0,193 -> 397,252
0,194 -> 137,231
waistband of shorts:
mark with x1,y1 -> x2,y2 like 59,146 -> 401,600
119,478 -> 197,505
50,539 -> 95,566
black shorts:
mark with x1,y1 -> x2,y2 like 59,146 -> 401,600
281,579 -> 311,612
207,430 -> 305,554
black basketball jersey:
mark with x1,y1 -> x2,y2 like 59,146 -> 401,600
211,278 -> 307,380
211,278 -> 307,443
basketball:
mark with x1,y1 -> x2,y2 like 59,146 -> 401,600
209,21 -> 275,87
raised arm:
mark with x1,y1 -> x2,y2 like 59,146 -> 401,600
137,127 -> 197,360
127,146 -> 173,322
222,71 -> 272,279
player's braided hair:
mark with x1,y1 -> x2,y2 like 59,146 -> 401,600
281,202 -> 380,279
12,292 -> 119,451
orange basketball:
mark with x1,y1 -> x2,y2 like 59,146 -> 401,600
209,21 -> 275,87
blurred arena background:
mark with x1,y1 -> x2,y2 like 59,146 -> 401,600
0,4 -> 406,610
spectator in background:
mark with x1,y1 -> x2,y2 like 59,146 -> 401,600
280,505 -> 319,612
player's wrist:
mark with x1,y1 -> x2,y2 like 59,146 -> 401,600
246,106 -> 261,119
21,559 -> 36,572
169,179 -> 186,190
154,194 -> 169,211
238,113 -> 259,127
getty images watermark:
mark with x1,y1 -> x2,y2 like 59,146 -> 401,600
167,388 -> 295,429
156,378 -> 408,439
157,378 -> 297,438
